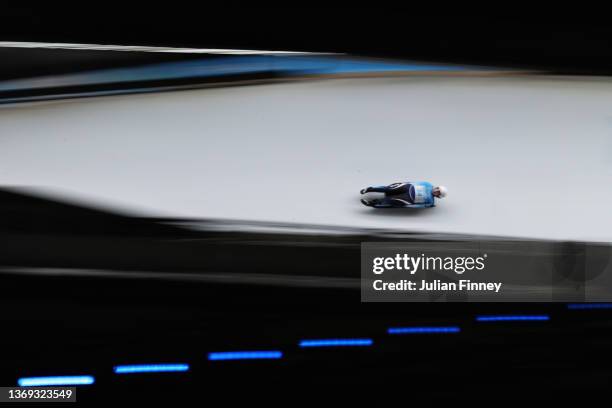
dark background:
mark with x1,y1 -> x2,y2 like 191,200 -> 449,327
1,188 -> 610,403
2,7 -> 612,74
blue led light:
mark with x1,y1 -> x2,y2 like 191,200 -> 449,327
388,326 -> 461,334
207,351 -> 283,361
113,364 -> 189,374
18,376 -> 95,387
298,338 -> 373,348
476,315 -> 550,322
567,303 -> 612,310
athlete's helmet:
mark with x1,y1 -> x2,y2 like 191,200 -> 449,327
433,185 -> 448,198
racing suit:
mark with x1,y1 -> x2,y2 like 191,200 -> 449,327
363,181 -> 435,208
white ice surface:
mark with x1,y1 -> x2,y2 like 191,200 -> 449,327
1,76 -> 611,242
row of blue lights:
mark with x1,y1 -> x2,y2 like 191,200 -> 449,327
208,351 -> 283,361
299,338 -> 373,347
388,326 -> 461,334
476,315 -> 550,322
18,376 -> 95,387
20,309 -> 590,387
114,364 -> 190,374
567,303 -> 612,310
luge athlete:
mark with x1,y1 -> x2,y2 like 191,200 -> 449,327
360,181 -> 447,208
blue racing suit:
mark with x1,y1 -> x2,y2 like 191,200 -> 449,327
365,181 -> 435,208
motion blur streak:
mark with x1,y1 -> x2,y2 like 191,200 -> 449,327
387,326 -> 461,334
298,339 -> 373,347
0,267 -> 361,289
113,364 -> 189,374
476,315 -> 550,322
0,41 -> 319,55
567,303 -> 612,310
0,55 -> 481,97
17,376 -> 95,387
207,351 -> 283,361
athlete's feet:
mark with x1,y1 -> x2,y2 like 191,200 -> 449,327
360,188 -> 370,194
361,198 -> 373,207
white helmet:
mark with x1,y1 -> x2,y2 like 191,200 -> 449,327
434,185 -> 448,198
